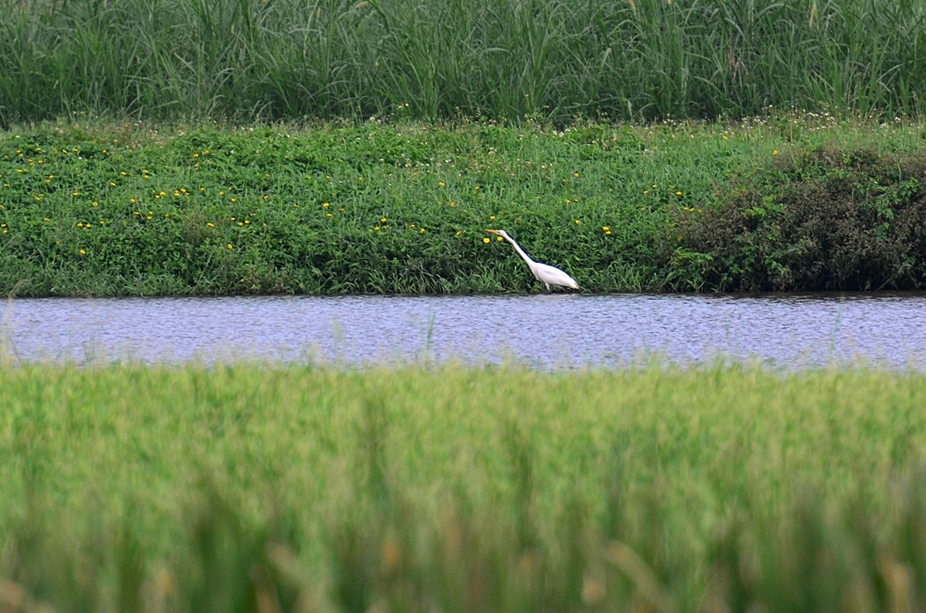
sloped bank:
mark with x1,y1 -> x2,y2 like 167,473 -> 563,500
0,117 -> 924,296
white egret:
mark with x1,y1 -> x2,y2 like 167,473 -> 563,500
485,229 -> 579,291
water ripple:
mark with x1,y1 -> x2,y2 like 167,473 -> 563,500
2,293 -> 925,369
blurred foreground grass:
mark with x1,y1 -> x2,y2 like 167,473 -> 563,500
3,362 -> 926,611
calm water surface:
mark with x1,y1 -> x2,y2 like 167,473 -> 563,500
2,294 -> 925,369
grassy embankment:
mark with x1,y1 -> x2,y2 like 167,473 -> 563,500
3,363 -> 926,612
1,0 -> 925,125
2,116 -> 925,296
3,0 -> 926,295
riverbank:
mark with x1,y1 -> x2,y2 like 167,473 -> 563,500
2,362 -> 926,611
1,115 -> 924,296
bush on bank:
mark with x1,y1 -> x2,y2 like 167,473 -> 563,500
671,145 -> 926,292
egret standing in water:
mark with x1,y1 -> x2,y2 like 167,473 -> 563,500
485,229 -> 579,291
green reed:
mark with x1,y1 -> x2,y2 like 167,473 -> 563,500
1,0 -> 925,126
3,362 -> 926,611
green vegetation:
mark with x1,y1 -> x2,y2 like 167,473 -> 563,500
1,116 -> 925,296
2,0 -> 926,125
5,4 -> 926,613
674,142 -> 926,291
2,362 -> 926,612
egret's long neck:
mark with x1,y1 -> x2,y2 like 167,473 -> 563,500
504,235 -> 535,267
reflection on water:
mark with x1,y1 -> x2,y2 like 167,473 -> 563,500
1,293 -> 925,369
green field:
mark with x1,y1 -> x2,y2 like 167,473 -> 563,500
2,362 -> 926,612
2,115 -> 925,296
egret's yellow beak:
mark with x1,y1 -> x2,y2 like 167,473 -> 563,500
485,229 -> 499,234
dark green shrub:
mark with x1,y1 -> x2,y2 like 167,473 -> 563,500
669,146 -> 926,292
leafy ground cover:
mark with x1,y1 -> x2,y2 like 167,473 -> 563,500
2,362 -> 926,612
1,115 -> 924,296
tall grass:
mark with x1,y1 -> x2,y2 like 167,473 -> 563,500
3,362 -> 926,611
1,0 -> 925,126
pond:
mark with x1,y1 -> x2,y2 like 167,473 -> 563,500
2,293 -> 924,369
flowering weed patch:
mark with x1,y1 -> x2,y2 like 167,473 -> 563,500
0,116 -> 924,295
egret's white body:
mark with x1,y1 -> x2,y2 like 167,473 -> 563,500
486,229 -> 579,291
